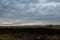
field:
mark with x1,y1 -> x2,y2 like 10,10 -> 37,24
0,25 -> 60,40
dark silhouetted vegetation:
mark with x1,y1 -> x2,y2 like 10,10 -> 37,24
0,25 -> 60,40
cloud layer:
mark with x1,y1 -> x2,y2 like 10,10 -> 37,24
0,0 -> 60,25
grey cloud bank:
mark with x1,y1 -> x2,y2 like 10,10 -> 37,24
0,0 -> 60,25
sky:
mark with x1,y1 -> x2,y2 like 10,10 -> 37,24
0,0 -> 60,25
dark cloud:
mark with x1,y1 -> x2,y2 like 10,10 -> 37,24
0,0 -> 60,25
48,0 -> 60,2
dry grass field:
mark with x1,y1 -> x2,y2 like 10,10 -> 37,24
0,25 -> 60,29
0,25 -> 60,40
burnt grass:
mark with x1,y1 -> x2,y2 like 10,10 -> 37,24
0,28 -> 60,40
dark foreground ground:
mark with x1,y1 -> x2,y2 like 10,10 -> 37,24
0,28 -> 60,40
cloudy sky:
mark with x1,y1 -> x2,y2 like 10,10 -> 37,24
0,0 -> 60,25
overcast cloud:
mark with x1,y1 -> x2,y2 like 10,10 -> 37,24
0,0 -> 60,25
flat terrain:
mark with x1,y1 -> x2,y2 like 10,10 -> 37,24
0,28 -> 60,40
0,25 -> 60,40
0,25 -> 60,29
